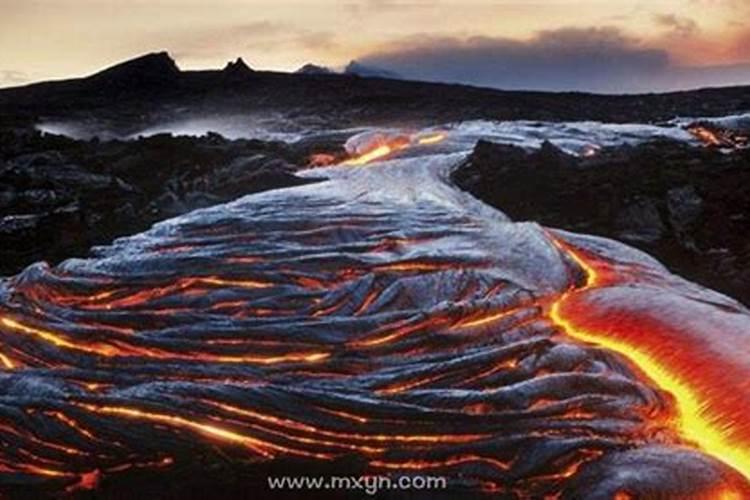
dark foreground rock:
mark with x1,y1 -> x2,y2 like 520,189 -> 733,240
0,128 -> 325,275
452,139 -> 750,304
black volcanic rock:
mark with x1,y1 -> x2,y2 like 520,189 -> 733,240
0,129 -> 325,275
222,57 -> 254,79
2,52 -> 750,132
453,139 -> 750,304
295,63 -> 334,75
87,51 -> 181,88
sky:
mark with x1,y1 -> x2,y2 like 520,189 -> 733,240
1,0 -> 749,93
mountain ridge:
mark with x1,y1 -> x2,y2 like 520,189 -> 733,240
1,51 -> 749,133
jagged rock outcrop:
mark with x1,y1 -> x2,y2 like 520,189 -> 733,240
87,51 -> 181,88
222,57 -> 254,79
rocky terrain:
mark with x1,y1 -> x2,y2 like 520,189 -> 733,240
1,53 -> 750,497
0,127 -> 335,275
453,138 -> 750,304
2,52 -> 749,303
2,131 -> 750,499
2,52 -> 750,136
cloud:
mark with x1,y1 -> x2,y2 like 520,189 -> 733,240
168,22 -> 338,62
0,70 -> 29,87
654,14 -> 699,38
730,27 -> 750,57
358,28 -> 670,93
356,26 -> 750,93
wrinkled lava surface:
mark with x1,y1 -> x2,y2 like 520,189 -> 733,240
1,129 -> 749,499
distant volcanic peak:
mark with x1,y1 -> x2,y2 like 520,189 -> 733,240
344,60 -> 402,80
295,63 -> 335,75
223,57 -> 254,77
88,51 -> 181,86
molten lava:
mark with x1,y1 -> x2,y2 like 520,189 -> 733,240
548,235 -> 750,483
1,131 -> 748,498
687,123 -> 749,149
307,153 -> 337,168
342,131 -> 447,165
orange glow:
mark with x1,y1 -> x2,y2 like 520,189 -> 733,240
18,464 -> 69,478
353,288 -> 381,316
373,260 -> 463,273
67,470 -> 101,492
316,407 -> 369,424
198,277 -> 273,289
342,144 -> 400,166
451,307 -> 521,329
349,316 -> 450,348
416,132 -> 447,145
79,404 -> 277,458
0,351 -> 15,369
371,454 -> 511,472
459,359 -> 518,388
307,153 -> 337,167
689,125 -> 724,146
718,489 -> 744,500
342,131 -> 447,166
1,315 -> 328,365
1,316 -> 115,355
548,236 -> 750,481
376,373 -> 445,394
48,411 -> 99,441
205,400 -> 485,444
687,124 -> 749,149
61,275 -> 273,310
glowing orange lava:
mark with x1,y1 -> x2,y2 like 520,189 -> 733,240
548,236 -> 750,481
0,351 -> 14,369
343,145 -> 398,165
687,124 -> 749,149
342,131 -> 447,165
0,316 -> 329,365
690,126 -> 723,146
416,132 -> 447,145
78,404 -> 279,458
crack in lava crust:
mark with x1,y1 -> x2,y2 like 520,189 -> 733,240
0,151 -> 748,498
549,235 -> 750,487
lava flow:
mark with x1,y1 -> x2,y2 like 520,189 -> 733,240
549,233 -> 750,491
687,122 -> 749,149
342,131 -> 447,165
0,127 -> 749,498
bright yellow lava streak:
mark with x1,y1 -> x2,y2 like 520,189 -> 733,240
452,308 -> 520,329
342,145 -> 394,166
80,405 -> 276,458
550,241 -> 750,482
0,351 -> 14,369
416,133 -> 447,145
1,316 -> 329,365
341,131 -> 447,166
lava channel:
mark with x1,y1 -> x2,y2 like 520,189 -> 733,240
549,232 -> 750,495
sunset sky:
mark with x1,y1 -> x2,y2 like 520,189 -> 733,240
1,0 -> 749,92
